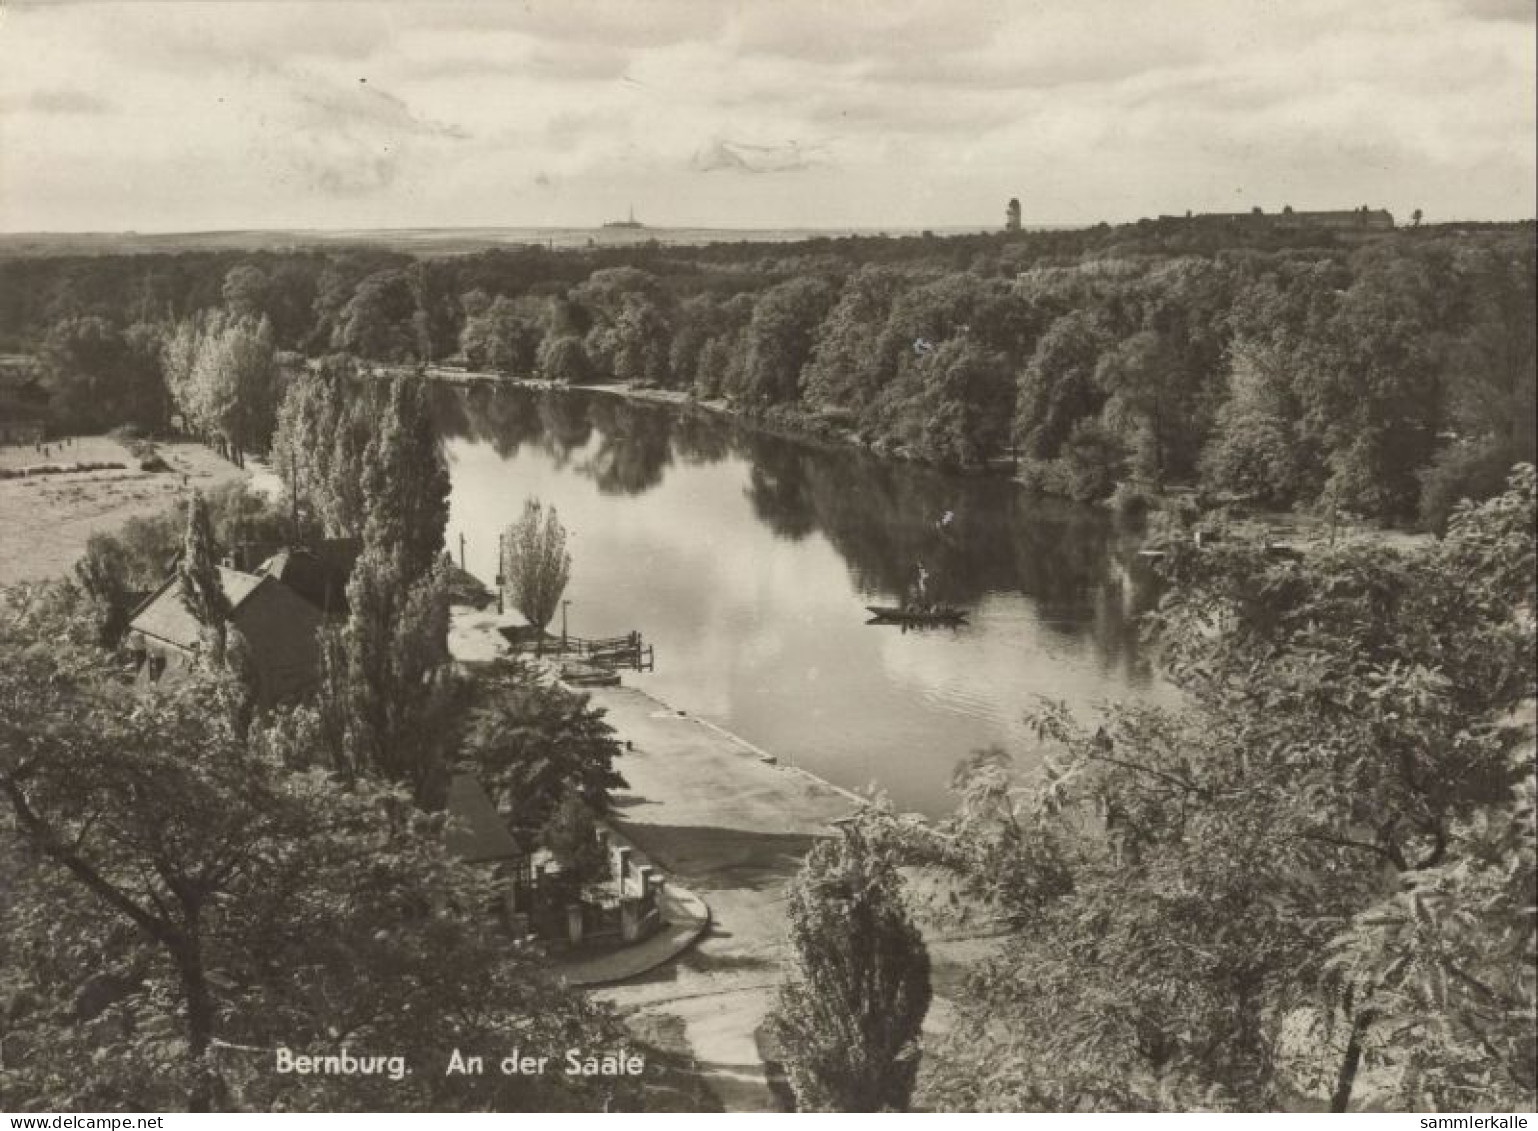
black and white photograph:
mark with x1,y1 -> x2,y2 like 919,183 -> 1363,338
0,0 -> 1534,1117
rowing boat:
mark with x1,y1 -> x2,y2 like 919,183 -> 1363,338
865,605 -> 969,625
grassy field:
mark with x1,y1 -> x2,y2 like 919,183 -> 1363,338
0,436 -> 246,586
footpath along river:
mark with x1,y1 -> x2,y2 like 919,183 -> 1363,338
438,383 -> 1174,819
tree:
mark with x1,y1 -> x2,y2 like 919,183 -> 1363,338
500,498 -> 571,647
801,267 -> 905,414
460,294 -> 543,375
177,491 -> 231,664
37,316 -> 165,433
892,337 -> 1014,468
885,466 -> 1536,1112
331,268 -> 419,361
0,595 -> 642,1112
320,551 -> 457,807
270,355 -> 370,538
770,830 -> 932,1112
459,658 -> 624,845
537,334 -> 593,384
316,376 -> 456,807
74,532 -> 133,649
163,311 -> 279,465
360,376 -> 450,586
739,277 -> 836,407
1014,310 -> 1109,463
1200,336 -> 1313,506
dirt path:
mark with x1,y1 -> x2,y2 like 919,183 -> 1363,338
578,685 -> 854,1109
581,685 -> 996,1111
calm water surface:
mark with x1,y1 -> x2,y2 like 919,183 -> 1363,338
438,386 -> 1170,817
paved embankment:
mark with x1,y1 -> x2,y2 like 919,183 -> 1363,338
579,685 -> 860,1110
446,613 -> 994,1111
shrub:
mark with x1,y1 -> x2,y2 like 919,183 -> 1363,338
1418,438 -> 1520,534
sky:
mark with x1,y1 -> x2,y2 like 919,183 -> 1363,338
0,0 -> 1533,233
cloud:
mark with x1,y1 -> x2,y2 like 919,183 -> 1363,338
729,0 -> 1008,65
261,73 -> 471,197
0,0 -> 1531,229
23,88 -> 110,115
400,0 -> 725,49
1449,0 -> 1536,20
289,78 -> 469,142
691,138 -> 829,174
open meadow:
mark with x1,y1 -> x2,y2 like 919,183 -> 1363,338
0,437 -> 246,585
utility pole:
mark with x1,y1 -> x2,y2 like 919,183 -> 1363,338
562,599 -> 571,652
495,530 -> 506,615
458,531 -> 466,572
288,448 -> 300,547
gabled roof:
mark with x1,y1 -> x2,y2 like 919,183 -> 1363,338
445,774 -> 523,864
128,567 -> 264,648
255,538 -> 360,615
127,567 -> 324,701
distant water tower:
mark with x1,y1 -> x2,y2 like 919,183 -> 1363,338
1006,198 -> 1022,231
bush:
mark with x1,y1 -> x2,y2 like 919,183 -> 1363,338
1418,438 -> 1521,534
539,793 -> 609,889
1059,418 -> 1126,503
1109,480 -> 1156,518
110,423 -> 161,465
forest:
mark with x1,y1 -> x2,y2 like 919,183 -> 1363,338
2,219 -> 1535,1112
1,217 -> 1534,527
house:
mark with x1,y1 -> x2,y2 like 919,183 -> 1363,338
254,538 -> 361,617
125,567 -> 325,703
445,773 -> 538,929
445,773 -> 527,865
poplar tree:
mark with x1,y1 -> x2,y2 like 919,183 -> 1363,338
270,355 -> 368,537
361,377 -> 450,583
500,498 -> 571,650
177,490 -> 231,663
771,831 -> 932,1112
319,376 -> 456,808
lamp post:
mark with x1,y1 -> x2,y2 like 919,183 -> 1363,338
561,599 -> 571,652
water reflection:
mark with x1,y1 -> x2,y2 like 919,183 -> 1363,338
580,400 -> 674,495
438,385 -> 1166,815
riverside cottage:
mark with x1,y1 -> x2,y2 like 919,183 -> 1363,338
125,567 -> 325,704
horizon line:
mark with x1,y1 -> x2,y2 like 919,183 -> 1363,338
1,215 -> 1533,240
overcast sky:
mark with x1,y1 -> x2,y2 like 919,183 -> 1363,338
0,0 -> 1532,233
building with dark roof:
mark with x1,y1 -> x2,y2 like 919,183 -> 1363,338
125,567 -> 325,703
445,774 -> 526,864
254,538 -> 361,616
1158,205 -> 1395,233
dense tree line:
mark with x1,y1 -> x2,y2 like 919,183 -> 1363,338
2,221 -> 1532,524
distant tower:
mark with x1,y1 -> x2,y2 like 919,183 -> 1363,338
1006,198 -> 1022,232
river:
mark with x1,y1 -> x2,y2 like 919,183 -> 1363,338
437,385 -> 1170,817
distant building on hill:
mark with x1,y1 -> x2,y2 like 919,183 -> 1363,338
1006,198 -> 1022,231
1159,204 -> 1395,232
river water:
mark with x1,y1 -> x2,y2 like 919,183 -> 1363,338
437,385 -> 1169,817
